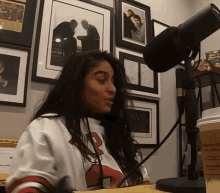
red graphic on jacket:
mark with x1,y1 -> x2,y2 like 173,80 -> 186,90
82,132 -> 127,188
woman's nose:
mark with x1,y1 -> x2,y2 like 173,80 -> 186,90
108,82 -> 116,94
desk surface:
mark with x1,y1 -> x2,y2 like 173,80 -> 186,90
0,184 -> 168,193
77,184 -> 167,193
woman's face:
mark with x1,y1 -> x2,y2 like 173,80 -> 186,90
82,60 -> 116,116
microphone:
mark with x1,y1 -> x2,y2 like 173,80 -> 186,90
117,3 -> 220,192
143,4 -> 220,73
143,27 -> 188,73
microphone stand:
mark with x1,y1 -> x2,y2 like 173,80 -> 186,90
156,52 -> 206,193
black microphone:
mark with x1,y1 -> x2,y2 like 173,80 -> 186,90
143,27 -> 188,73
143,4 -> 220,73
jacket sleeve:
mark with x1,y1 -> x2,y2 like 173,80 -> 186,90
6,123 -> 59,193
135,154 -> 150,182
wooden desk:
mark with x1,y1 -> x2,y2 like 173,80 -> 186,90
0,184 -> 168,193
77,184 -> 168,193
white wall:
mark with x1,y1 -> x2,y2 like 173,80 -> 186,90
190,1 -> 220,58
112,0 -> 195,183
0,0 -> 198,184
190,1 -> 220,111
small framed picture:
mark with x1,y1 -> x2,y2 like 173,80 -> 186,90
115,47 -> 161,99
0,43 -> 30,107
126,95 -> 159,147
115,0 -> 151,53
0,0 -> 38,47
32,0 -> 113,83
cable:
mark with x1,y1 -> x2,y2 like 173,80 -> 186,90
192,43 -> 201,72
117,90 -> 186,188
85,117 -> 104,189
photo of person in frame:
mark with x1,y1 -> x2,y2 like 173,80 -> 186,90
49,1 -> 104,68
51,19 -> 78,66
132,14 -> 145,44
122,2 -> 147,45
77,19 -> 100,52
123,9 -> 137,39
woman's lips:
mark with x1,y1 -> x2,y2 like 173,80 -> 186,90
106,100 -> 113,106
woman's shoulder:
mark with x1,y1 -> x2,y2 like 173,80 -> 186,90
27,113 -> 66,134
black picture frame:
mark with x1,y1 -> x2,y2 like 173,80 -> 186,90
32,0 -> 113,84
0,42 -> 30,107
126,95 -> 159,147
115,47 -> 161,99
115,0 -> 151,53
152,19 -> 185,68
0,0 -> 38,47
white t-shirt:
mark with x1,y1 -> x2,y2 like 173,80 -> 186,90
6,113 -> 150,193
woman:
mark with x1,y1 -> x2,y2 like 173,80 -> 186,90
6,51 -> 150,193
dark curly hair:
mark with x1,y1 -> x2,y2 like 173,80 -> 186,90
30,50 -> 144,188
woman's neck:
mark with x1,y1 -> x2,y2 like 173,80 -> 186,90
81,111 -> 105,120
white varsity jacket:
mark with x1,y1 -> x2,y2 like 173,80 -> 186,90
6,113 -> 150,193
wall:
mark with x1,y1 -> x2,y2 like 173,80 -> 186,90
190,1 -> 220,111
0,0 -> 196,184
131,0 -> 194,183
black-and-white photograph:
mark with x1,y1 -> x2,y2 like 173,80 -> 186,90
0,0 -> 25,33
127,108 -> 150,134
126,95 -> 159,147
32,0 -> 113,83
50,1 -> 103,67
0,43 -> 30,107
122,2 -> 146,45
0,54 -> 20,95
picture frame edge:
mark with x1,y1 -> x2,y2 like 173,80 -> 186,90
0,0 -> 38,47
116,48 -> 161,99
115,0 -> 151,53
32,0 -> 114,83
0,42 -> 31,107
127,95 -> 160,147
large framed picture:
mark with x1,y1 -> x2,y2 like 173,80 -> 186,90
115,0 -> 151,53
0,0 -> 38,47
32,0 -> 113,83
115,47 -> 161,99
126,95 -> 159,147
0,42 -> 30,107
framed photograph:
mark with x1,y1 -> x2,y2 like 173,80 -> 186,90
152,19 -> 169,38
152,19 -> 185,68
0,42 -> 30,107
115,47 -> 161,99
115,0 -> 151,53
32,0 -> 113,83
0,0 -> 38,47
126,95 -> 159,147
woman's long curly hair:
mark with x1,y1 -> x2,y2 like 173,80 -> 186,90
30,50 -> 144,187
